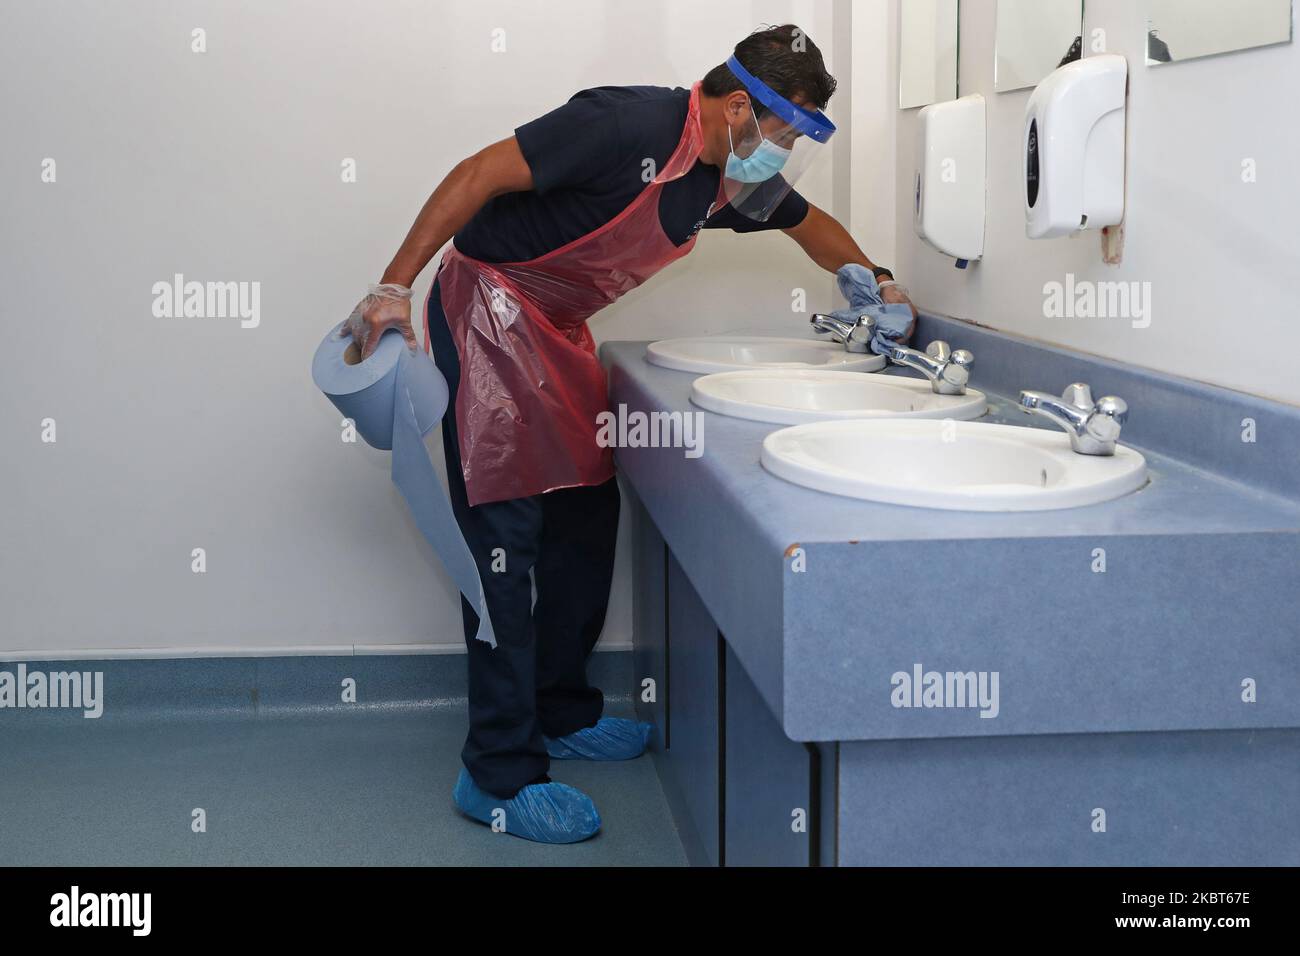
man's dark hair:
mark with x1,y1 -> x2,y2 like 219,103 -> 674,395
702,24 -> 837,115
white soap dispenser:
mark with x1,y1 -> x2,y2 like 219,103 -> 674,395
1023,54 -> 1127,239
914,93 -> 985,267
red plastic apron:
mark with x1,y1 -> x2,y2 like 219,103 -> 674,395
427,83 -> 711,507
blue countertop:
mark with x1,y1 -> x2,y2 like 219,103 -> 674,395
604,342 -> 1300,546
603,324 -> 1300,743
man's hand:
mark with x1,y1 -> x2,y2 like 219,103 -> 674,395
879,281 -> 919,340
341,283 -> 417,359
784,205 -> 919,341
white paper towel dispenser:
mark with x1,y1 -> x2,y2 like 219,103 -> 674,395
914,93 -> 985,267
1024,54 -> 1127,239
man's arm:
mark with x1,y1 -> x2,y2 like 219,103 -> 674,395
783,202 -> 918,332
348,136 -> 534,357
381,136 -> 534,287
783,202 -> 879,273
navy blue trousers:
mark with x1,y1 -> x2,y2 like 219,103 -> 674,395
426,278 -> 616,798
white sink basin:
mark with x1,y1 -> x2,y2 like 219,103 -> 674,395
646,336 -> 886,374
762,419 -> 1148,511
691,369 -> 987,425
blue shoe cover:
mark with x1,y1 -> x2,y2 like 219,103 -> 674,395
544,716 -> 653,761
453,768 -> 601,844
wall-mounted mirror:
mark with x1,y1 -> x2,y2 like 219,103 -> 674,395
1147,0 -> 1292,66
899,0 -> 959,109
994,0 -> 1083,93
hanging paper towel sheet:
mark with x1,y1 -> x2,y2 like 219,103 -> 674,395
312,322 -> 495,647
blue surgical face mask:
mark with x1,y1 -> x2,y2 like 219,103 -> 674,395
725,105 -> 792,184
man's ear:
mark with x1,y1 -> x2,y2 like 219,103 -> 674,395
723,91 -> 751,125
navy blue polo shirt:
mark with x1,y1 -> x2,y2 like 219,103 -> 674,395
453,85 -> 810,264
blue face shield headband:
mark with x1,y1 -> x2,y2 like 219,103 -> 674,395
725,54 -> 837,145
721,54 -> 836,218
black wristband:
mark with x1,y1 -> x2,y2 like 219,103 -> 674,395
872,266 -> 894,282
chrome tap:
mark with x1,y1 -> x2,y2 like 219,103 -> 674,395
810,313 -> 876,354
881,340 -> 973,395
1018,383 -> 1129,456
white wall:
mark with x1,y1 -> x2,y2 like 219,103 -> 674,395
887,0 -> 1300,407
0,0 -> 841,657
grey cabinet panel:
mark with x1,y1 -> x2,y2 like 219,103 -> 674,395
658,552 -> 721,867
632,494 -> 823,867
724,642 -> 815,866
837,730 -> 1300,866
629,490 -> 667,737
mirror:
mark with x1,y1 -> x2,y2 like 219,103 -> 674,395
995,0 -> 1084,93
1147,0 -> 1292,66
899,0 -> 959,109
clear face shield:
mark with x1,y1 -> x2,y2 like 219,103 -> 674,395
720,54 -> 836,222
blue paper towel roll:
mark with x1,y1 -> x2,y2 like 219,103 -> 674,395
312,322 -> 495,647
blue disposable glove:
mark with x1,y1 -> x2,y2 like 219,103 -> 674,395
453,768 -> 601,844
833,264 -> 915,356
544,716 -> 653,761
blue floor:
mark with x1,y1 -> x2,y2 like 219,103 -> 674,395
0,654 -> 687,867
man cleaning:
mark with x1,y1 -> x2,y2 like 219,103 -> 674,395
344,24 -> 917,844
